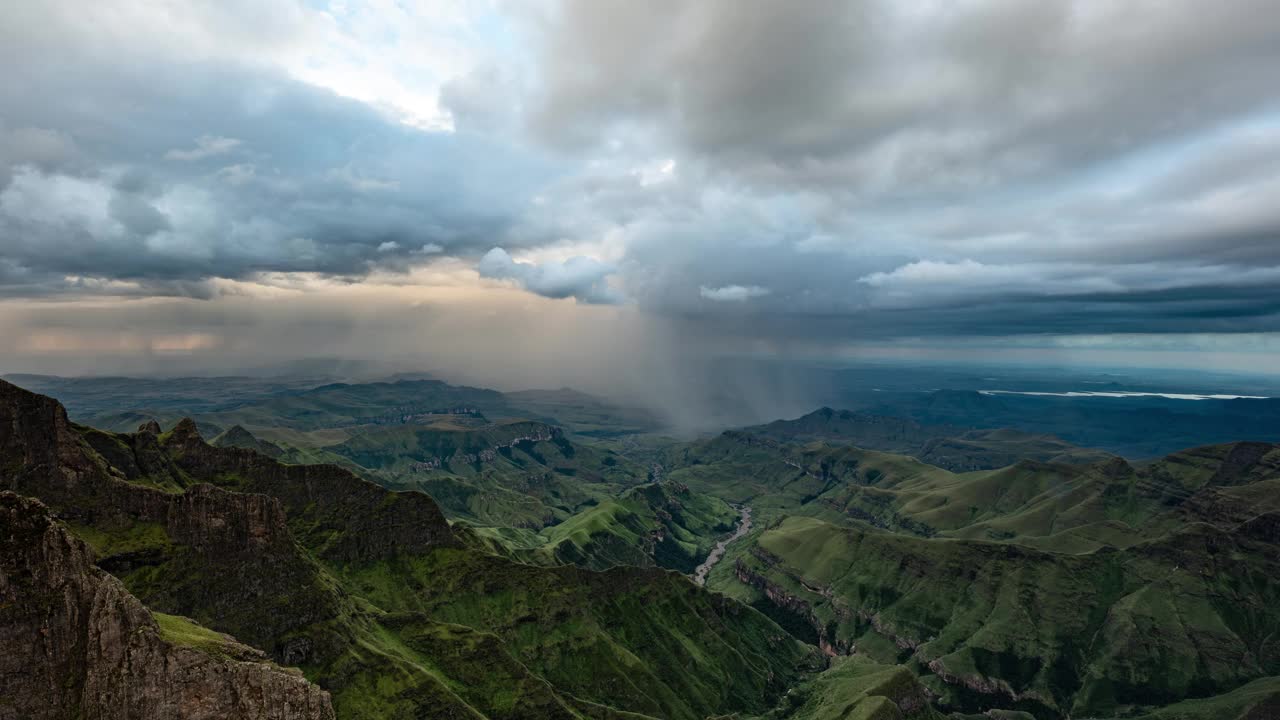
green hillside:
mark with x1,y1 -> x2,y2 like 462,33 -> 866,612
666,431 -> 1280,552
465,480 -> 740,572
327,419 -> 649,528
659,427 -> 1280,718
734,513 -> 1280,718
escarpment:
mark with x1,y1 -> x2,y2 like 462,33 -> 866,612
160,418 -> 459,561
0,491 -> 334,720
0,380 -> 352,663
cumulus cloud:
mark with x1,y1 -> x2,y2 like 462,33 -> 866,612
700,285 -> 771,302
477,247 -> 622,304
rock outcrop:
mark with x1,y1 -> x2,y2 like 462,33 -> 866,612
0,491 -> 334,720
0,380 -> 350,665
162,418 -> 459,562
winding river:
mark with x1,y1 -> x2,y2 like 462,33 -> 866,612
692,505 -> 752,586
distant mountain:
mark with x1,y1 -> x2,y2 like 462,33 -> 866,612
2,374 -> 661,441
744,406 -> 1112,471
0,372 -> 325,419
503,387 -> 662,437
858,389 -> 1280,458
748,406 -> 954,452
917,428 -> 1114,471
210,424 -> 285,458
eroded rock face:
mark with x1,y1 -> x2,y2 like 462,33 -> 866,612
0,380 -> 349,668
162,418 -> 459,562
0,492 -> 335,720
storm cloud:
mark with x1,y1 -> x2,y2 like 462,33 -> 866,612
2,0 -> 1280,377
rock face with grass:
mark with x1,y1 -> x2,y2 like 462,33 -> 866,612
162,417 -> 460,562
0,491 -> 334,720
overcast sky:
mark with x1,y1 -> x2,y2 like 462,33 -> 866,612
2,0 -> 1280,386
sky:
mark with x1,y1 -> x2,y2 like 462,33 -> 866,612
2,0 -> 1280,391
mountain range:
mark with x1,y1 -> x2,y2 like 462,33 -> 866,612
3,373 -> 1279,719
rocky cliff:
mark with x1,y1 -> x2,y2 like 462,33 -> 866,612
0,491 -> 334,720
161,418 -> 458,562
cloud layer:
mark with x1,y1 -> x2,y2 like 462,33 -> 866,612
2,0 -> 1280,374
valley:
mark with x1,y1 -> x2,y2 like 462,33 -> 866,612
692,504 -> 751,586
3,372 -> 1279,719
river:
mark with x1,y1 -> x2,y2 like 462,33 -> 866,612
692,505 -> 752,586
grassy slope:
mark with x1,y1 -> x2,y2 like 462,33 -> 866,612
671,433 -> 1280,552
757,655 -> 942,720
736,514 -> 1280,718
59,419 -> 818,720
339,548 -> 819,720
468,480 -> 739,573
665,430 -> 1280,718
31,376 -> 1280,720
1130,675 -> 1280,719
327,420 -> 650,529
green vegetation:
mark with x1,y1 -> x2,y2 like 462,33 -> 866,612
3,388 -> 817,720
473,480 -> 740,572
9,374 -> 1280,720
658,427 -> 1280,718
760,656 -> 941,720
67,520 -> 172,558
730,513 -> 1280,718
327,419 -> 651,529
335,548 -> 820,720
1131,675 -> 1280,719
154,612 -> 246,660
668,432 -> 1280,552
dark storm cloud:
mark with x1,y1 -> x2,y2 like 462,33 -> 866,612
3,0 -> 1280,350
511,0 -> 1280,338
533,1 -> 1280,189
